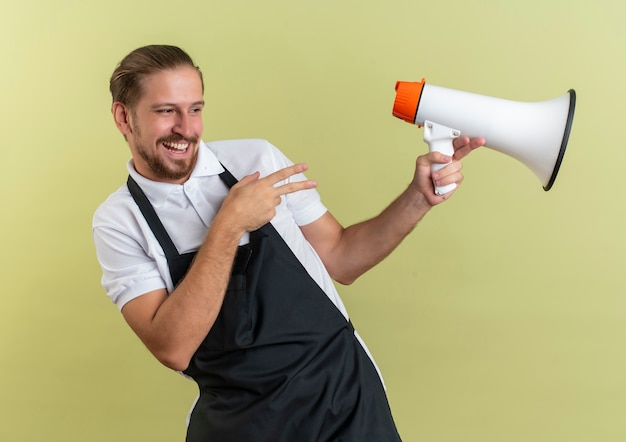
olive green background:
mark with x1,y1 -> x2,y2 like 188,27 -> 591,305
2,0 -> 624,440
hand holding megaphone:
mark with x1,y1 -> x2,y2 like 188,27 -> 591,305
423,120 -> 464,195
393,78 -> 576,193
424,131 -> 485,197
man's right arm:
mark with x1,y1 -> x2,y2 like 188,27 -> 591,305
117,164 -> 317,371
120,212 -> 241,371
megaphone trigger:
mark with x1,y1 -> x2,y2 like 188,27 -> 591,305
423,120 -> 461,195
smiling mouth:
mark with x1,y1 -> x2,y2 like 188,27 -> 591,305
162,141 -> 190,152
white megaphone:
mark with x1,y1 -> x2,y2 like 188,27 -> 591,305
392,78 -> 576,194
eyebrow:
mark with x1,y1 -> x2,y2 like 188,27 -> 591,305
150,100 -> 205,109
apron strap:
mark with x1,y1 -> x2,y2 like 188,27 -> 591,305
218,167 -> 238,189
127,175 -> 180,259
126,167 -> 248,273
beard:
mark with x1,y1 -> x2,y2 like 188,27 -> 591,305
137,135 -> 199,181
131,120 -> 199,182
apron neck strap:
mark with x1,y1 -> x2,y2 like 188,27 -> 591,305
127,175 -> 179,259
126,165 -> 238,258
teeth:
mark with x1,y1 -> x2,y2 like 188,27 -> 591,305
163,141 -> 189,151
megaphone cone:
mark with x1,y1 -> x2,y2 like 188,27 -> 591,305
393,79 -> 576,191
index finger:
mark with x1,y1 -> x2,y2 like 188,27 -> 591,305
261,163 -> 310,185
264,163 -> 318,196
453,136 -> 484,160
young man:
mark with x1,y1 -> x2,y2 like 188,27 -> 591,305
93,45 -> 483,441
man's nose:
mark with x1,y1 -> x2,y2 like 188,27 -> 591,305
173,113 -> 193,137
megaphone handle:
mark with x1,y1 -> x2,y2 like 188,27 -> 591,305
423,121 -> 460,196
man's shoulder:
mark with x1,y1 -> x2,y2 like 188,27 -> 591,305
204,138 -> 277,158
92,183 -> 137,229
204,138 -> 289,179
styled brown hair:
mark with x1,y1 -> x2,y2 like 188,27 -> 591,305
109,45 -> 204,108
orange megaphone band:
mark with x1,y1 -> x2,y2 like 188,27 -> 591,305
392,79 -> 426,125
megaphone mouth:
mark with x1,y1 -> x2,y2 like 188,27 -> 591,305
543,89 -> 576,191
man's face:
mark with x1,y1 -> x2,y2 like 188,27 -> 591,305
117,66 -> 205,184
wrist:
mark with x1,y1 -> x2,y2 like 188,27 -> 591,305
406,181 -> 434,212
209,211 -> 247,245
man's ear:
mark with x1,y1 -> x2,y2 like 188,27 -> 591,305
112,102 -> 133,137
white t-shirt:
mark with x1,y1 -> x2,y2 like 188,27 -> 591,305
92,138 -> 383,383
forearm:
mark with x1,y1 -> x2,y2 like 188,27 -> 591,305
128,215 -> 243,371
327,183 -> 432,284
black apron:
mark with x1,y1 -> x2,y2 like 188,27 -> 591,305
127,169 -> 401,442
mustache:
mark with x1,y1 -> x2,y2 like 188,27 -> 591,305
157,134 -> 199,144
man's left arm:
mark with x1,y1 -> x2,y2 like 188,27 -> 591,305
300,136 -> 483,285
